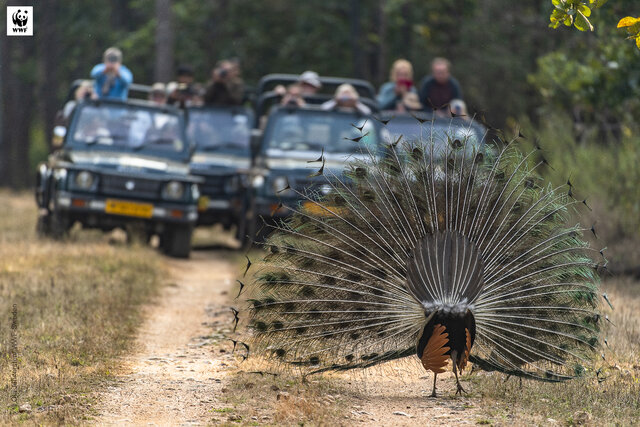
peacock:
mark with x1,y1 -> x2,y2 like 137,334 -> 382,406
240,117 -> 604,397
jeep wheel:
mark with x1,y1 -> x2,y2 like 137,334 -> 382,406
162,225 -> 193,258
36,213 -> 51,237
37,210 -> 69,239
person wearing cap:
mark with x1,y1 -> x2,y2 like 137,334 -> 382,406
321,83 -> 371,115
90,47 -> 133,100
449,98 -> 470,120
298,70 -> 322,95
377,59 -> 418,111
149,83 -> 168,105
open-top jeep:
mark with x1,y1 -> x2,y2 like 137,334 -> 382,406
35,99 -> 201,257
251,106 -> 383,238
186,106 -> 253,246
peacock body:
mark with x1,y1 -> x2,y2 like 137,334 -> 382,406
242,119 -> 603,396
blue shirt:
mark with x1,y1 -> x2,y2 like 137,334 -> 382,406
91,63 -> 133,100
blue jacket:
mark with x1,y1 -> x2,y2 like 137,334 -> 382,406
91,63 -> 133,100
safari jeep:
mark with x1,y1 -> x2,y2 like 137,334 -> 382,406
186,106 -> 253,247
35,99 -> 201,258
250,106 -> 382,239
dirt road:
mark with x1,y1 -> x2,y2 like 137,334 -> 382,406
94,249 -> 237,425
94,248 -> 483,426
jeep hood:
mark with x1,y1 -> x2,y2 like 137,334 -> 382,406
263,149 -> 366,174
68,151 -> 190,175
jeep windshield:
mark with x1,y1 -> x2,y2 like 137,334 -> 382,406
262,108 -> 379,157
186,108 -> 251,155
69,102 -> 189,160
385,116 -> 485,155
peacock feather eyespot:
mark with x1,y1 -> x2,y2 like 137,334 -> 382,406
272,321 -> 284,330
253,321 -> 268,332
355,166 -> 368,178
333,194 -> 346,206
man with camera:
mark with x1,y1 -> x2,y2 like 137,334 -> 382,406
167,65 -> 202,108
90,47 -> 133,100
203,59 -> 244,106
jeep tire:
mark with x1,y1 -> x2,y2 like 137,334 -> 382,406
37,209 -> 69,240
162,224 -> 193,258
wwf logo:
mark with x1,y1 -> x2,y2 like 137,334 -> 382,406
12,9 -> 28,27
6,6 -> 33,36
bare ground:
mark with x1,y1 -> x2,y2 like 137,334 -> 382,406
92,247 -> 484,426
93,249 -> 237,425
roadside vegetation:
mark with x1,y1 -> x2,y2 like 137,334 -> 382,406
0,192 -> 166,424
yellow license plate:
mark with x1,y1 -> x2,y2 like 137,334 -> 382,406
198,196 -> 210,211
302,201 -> 344,217
105,199 -> 154,218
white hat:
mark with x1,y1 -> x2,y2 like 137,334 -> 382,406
298,70 -> 322,88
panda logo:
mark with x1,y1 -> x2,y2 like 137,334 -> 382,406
12,9 -> 28,28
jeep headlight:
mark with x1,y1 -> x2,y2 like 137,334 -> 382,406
320,184 -> 332,195
75,171 -> 95,189
163,181 -> 185,200
272,176 -> 293,196
251,174 -> 265,188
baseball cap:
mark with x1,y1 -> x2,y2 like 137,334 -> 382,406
103,47 -> 122,63
298,71 -> 322,89
151,82 -> 166,94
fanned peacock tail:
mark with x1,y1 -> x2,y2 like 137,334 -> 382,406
241,118 -> 603,392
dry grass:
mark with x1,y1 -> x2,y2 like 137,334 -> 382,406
214,359 -> 349,426
469,278 -> 640,426
0,191 -> 166,424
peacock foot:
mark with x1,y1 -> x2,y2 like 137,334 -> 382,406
455,382 -> 467,396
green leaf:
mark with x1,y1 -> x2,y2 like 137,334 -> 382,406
578,5 -> 591,17
574,11 -> 593,31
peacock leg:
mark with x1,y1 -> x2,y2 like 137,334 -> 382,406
430,373 -> 437,397
452,351 -> 467,396
453,364 -> 467,395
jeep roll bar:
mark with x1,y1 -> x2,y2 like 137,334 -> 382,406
67,79 -> 153,103
257,73 -> 376,100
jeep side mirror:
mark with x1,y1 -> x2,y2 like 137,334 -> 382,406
52,126 -> 66,148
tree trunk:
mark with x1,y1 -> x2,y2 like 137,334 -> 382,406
154,0 -> 174,83
349,0 -> 363,79
375,0 -> 387,85
39,0 -> 59,151
0,33 -> 36,188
